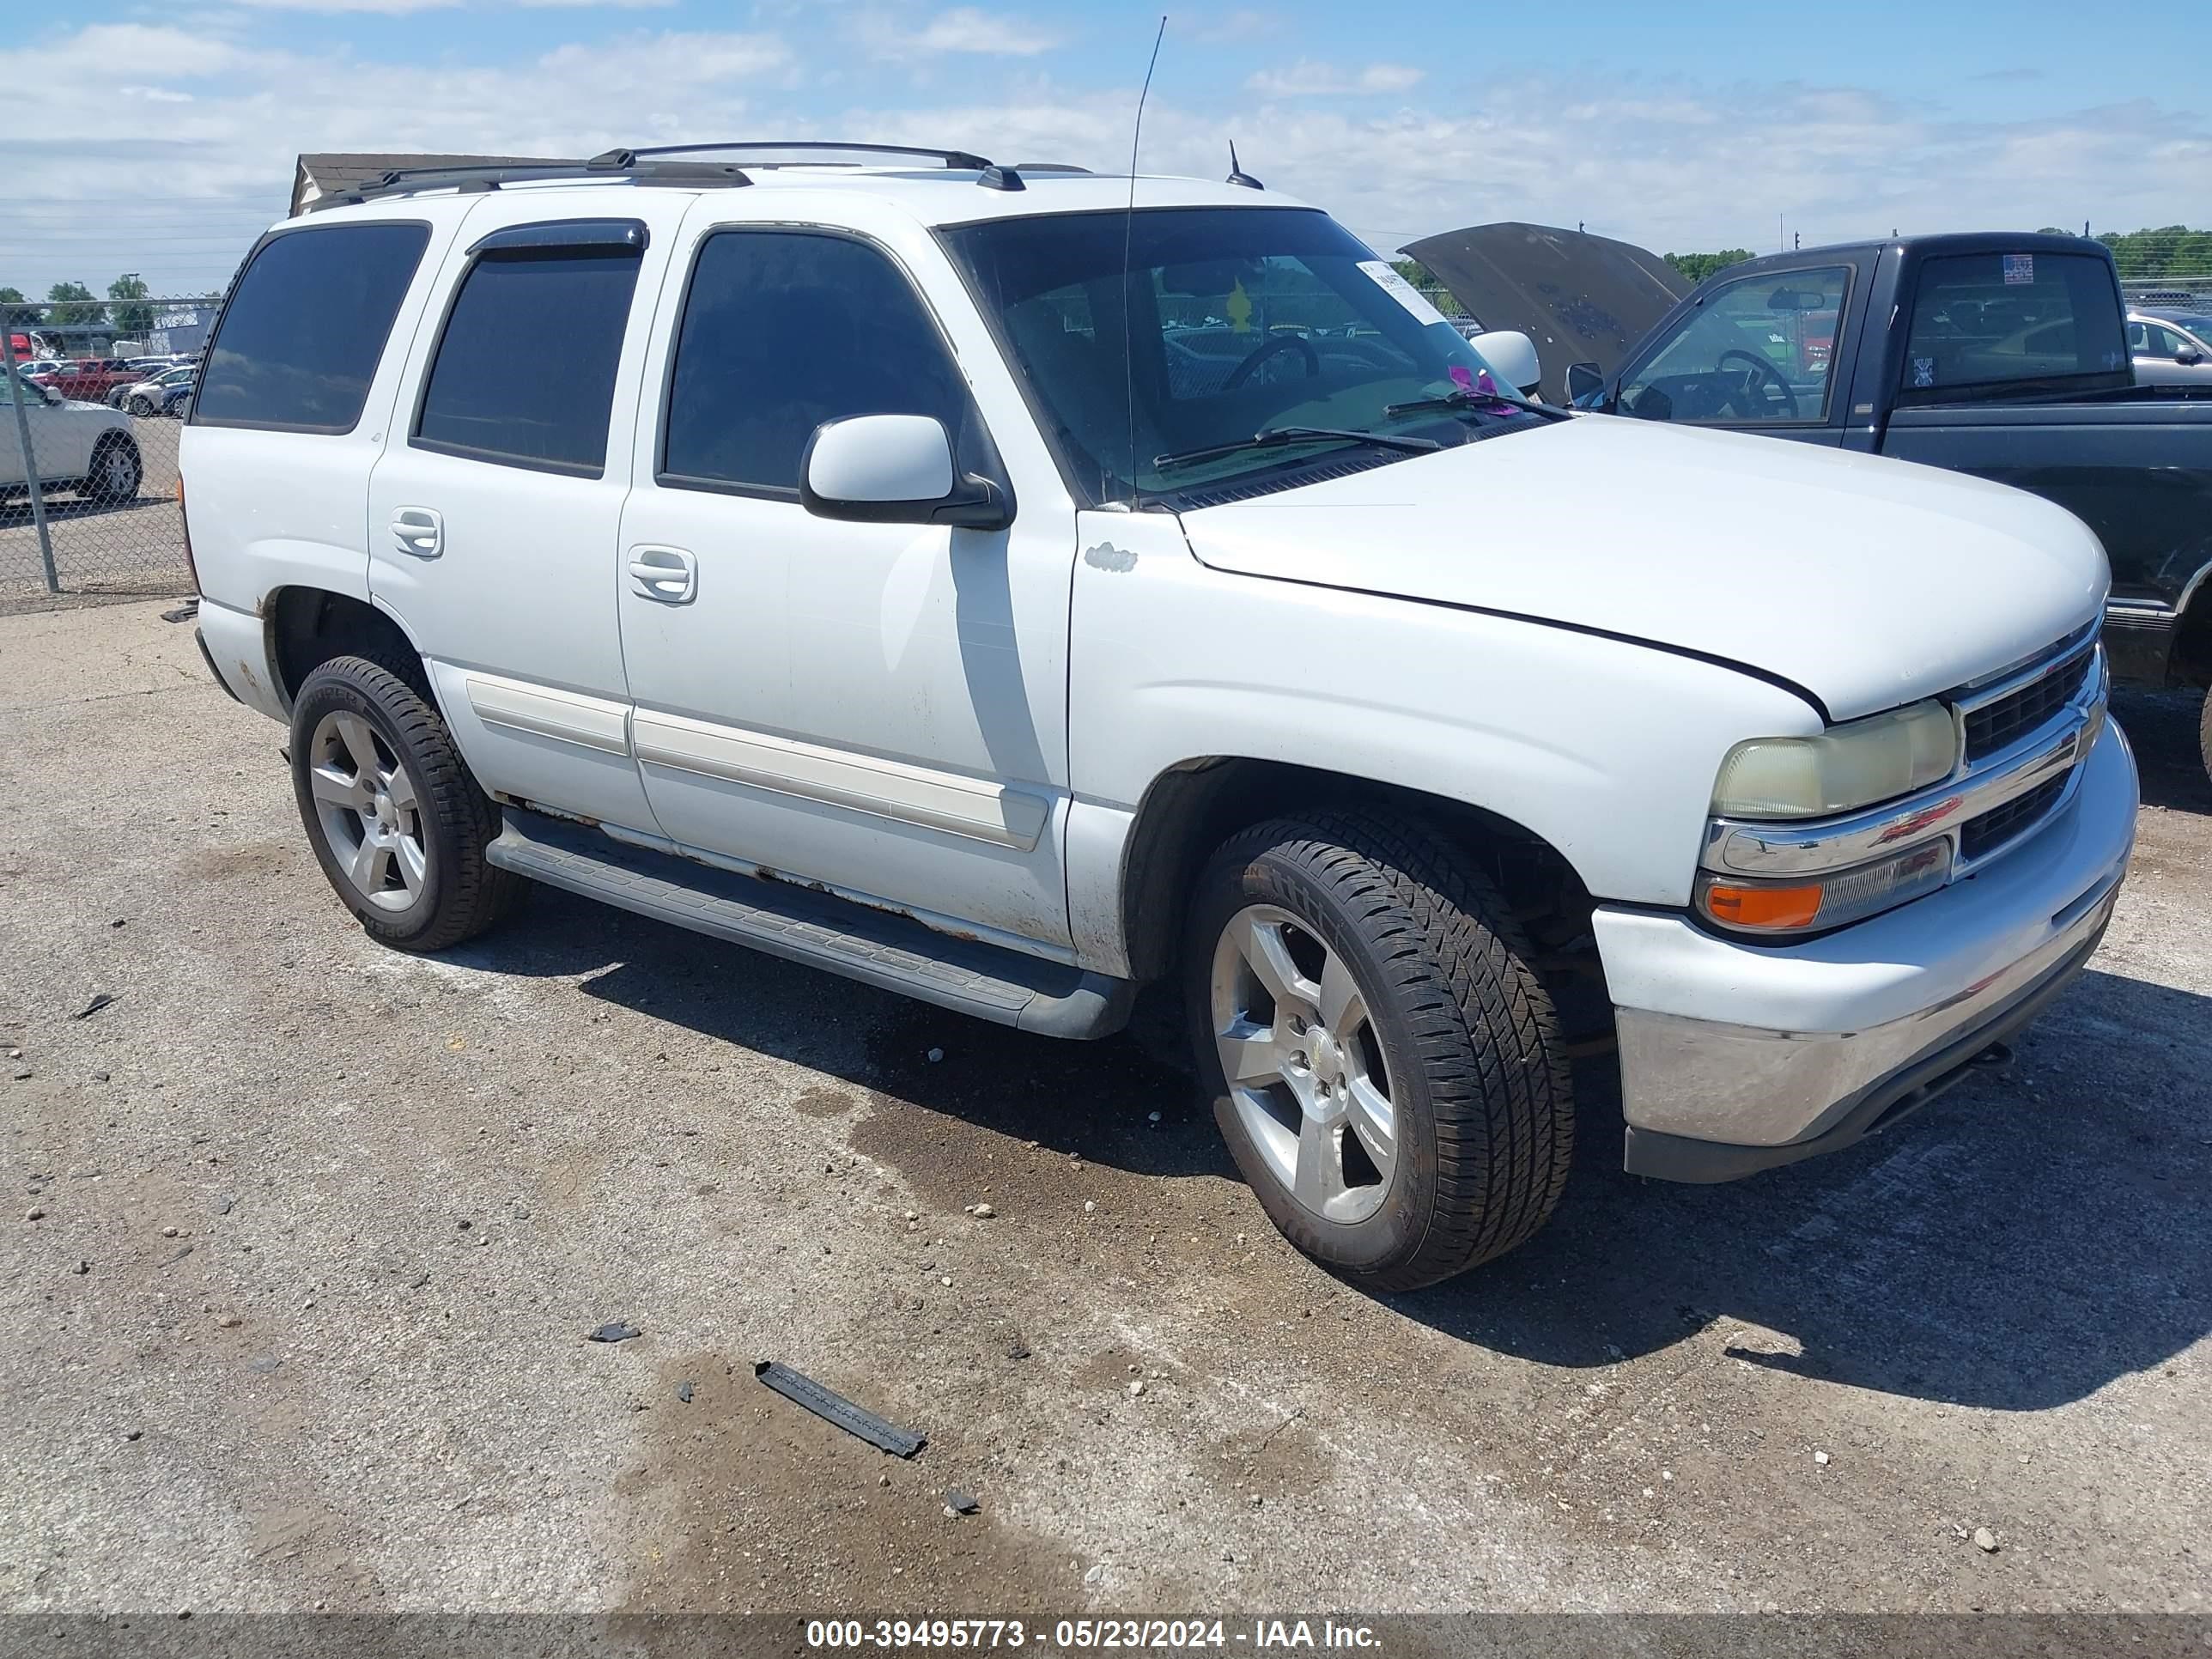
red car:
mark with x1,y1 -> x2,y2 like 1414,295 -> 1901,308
34,359 -> 143,401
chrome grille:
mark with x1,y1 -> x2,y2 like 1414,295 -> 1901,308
1960,771 -> 2071,861
1964,645 -> 2094,764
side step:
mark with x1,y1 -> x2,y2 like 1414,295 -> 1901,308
484,808 -> 1134,1039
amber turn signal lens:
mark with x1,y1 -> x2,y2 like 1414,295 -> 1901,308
1702,881 -> 1824,931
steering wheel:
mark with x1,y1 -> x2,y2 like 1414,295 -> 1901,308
1223,334 -> 1321,391
1717,349 -> 1800,420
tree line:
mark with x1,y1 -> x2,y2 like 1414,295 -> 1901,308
2,276 -> 221,338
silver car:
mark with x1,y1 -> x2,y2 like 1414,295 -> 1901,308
2126,310 -> 2212,386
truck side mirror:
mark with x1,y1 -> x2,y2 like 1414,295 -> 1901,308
799,414 -> 1013,532
1565,362 -> 1607,405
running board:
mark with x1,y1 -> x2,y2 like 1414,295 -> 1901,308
485,808 -> 1133,1039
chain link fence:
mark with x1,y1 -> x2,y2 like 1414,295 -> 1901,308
3,296 -> 220,608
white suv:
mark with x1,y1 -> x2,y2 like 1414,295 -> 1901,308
181,144 -> 2136,1289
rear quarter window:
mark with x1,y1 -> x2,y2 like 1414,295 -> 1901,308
193,222 -> 430,433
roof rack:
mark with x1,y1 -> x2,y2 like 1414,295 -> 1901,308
312,154 -> 753,212
599,141 -> 1048,191
309,142 -> 1088,212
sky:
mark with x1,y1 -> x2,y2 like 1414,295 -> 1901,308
3,0 -> 2208,300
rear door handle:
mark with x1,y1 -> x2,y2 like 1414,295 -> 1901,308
390,507 -> 443,558
628,544 -> 696,604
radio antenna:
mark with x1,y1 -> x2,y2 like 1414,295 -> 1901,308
1121,14 -> 1166,511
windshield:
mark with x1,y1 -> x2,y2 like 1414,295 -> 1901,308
940,207 -> 1536,507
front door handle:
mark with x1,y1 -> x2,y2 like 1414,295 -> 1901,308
391,507 -> 443,558
629,544 -> 696,604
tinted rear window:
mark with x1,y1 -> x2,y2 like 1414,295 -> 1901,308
1899,252 -> 2128,403
194,222 -> 429,432
414,246 -> 641,476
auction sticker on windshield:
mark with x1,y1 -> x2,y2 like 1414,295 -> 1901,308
1359,261 -> 1449,328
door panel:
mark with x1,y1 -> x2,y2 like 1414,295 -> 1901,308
368,200 -> 683,834
617,216 -> 1076,951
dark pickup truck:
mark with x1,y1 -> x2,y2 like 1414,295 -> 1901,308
1408,228 -> 2212,772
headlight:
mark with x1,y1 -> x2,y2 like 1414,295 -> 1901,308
1711,700 -> 1956,820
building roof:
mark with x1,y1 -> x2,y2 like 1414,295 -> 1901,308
290,153 -> 561,217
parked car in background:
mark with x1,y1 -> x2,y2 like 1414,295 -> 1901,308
184,149 -> 2133,1291
2128,311 -> 2212,386
112,363 -> 196,415
1419,228 -> 2212,776
1,373 -> 143,504
36,358 -> 145,403
161,380 -> 196,419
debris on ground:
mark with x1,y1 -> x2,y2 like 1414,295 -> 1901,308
752,1359 -> 926,1458
1973,1528 -> 2000,1553
1127,1380 -> 1146,1398
677,1381 -> 694,1403
160,600 -> 200,623
964,1201 -> 995,1218
75,993 -> 116,1020
943,1488 -> 980,1516
927,1048 -> 944,1063
586,1322 -> 643,1344
1814,1450 -> 1831,1466
211,1197 -> 234,1216
1005,1337 -> 1030,1360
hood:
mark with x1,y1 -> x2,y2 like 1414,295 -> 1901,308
1177,416 -> 2107,721
1401,222 -> 1687,404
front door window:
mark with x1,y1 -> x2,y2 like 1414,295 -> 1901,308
1618,265 -> 1850,425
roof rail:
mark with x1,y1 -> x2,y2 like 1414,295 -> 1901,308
308,155 -> 753,212
607,140 -> 1038,191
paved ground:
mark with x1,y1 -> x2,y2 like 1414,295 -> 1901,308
2,600 -> 2207,1616
1,416 -> 188,608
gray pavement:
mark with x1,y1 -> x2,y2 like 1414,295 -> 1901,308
2,599 -> 2207,1614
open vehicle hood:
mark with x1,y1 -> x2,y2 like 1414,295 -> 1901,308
1176,416 -> 2107,721
1401,222 -> 1687,404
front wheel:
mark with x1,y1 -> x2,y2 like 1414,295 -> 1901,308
1185,812 -> 1574,1291
289,655 -> 520,951
128,394 -> 155,416
84,435 -> 141,504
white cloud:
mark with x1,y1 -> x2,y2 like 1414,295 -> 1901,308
7,25 -> 2210,298
1245,61 -> 1425,97
853,7 -> 1061,59
225,0 -> 461,13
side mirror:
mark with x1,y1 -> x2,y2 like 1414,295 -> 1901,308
800,414 -> 1012,531
1565,361 -> 1607,405
2176,345 -> 2204,367
1469,330 -> 1543,398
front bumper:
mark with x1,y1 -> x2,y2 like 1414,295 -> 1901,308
1597,718 -> 2138,1182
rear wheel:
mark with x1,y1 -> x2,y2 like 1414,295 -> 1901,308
1185,811 -> 1574,1291
2199,688 -> 2211,784
289,655 -> 520,951
128,393 -> 155,416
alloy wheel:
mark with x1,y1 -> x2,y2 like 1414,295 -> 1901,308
1209,903 -> 1398,1224
307,711 -> 428,911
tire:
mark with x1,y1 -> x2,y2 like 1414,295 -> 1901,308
129,394 -> 155,417
84,434 -> 140,504
2199,689 -> 2212,785
288,654 -> 520,952
1184,811 -> 1574,1291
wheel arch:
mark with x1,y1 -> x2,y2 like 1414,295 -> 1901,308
265,586 -> 435,713
1115,757 -> 1600,985
2172,575 -> 2212,687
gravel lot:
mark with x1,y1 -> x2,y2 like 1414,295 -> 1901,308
2,599 -> 2207,1618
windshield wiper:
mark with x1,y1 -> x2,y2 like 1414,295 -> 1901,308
1153,426 -> 1441,472
1383,387 -> 1558,421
